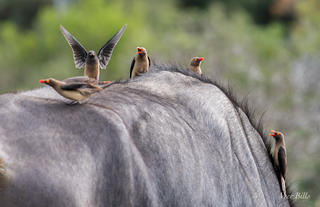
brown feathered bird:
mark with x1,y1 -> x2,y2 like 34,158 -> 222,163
39,78 -> 102,103
188,57 -> 204,75
270,129 -> 287,197
60,24 -> 126,80
130,47 -> 151,78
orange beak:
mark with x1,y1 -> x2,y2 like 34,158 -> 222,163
269,129 -> 276,136
39,79 -> 49,84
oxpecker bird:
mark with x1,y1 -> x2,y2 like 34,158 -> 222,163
189,57 -> 204,75
130,47 -> 151,78
60,24 -> 126,80
39,78 -> 102,103
270,129 -> 287,197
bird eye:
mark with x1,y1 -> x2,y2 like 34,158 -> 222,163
277,133 -> 279,135
195,58 -> 198,62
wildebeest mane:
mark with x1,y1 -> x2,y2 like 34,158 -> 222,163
104,63 -> 296,206
158,64 -> 297,206
105,64 -> 271,158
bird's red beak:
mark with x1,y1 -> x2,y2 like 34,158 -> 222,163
137,47 -> 142,54
199,57 -> 204,62
39,79 -> 50,84
269,129 -> 276,136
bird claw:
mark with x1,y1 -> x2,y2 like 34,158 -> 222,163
66,101 -> 79,105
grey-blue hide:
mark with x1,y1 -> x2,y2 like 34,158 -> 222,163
0,65 -> 291,206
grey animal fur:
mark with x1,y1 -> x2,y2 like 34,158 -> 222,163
0,64 -> 293,206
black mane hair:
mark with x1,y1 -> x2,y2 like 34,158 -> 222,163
158,64 -> 297,207
105,63 -> 297,206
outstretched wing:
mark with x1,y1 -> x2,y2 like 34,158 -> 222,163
98,24 -> 127,69
278,147 -> 287,178
60,25 -> 87,69
129,57 -> 135,78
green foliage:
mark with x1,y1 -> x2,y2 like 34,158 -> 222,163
0,0 -> 153,92
0,0 -> 51,28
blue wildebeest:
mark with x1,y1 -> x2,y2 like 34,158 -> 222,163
0,65 -> 294,206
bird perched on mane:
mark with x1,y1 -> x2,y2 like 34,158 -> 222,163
130,47 -> 151,78
188,57 -> 204,75
270,129 -> 287,197
60,24 -> 126,80
39,78 -> 103,104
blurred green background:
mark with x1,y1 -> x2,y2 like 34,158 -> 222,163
0,0 -> 319,205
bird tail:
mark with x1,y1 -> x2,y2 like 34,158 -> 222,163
280,176 -> 287,197
0,158 -> 8,191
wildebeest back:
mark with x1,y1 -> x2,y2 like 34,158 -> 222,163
0,65 -> 291,206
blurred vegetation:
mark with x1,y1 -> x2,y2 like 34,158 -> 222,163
0,0 -> 53,29
0,0 -> 319,205
177,0 -> 296,25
